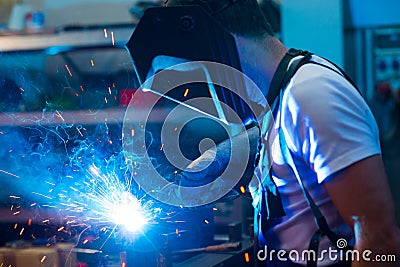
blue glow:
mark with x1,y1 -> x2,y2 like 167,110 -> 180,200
109,192 -> 147,233
0,49 -> 191,248
84,165 -> 149,233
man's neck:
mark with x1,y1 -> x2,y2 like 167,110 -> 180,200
234,35 -> 287,96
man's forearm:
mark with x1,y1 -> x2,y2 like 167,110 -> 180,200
215,125 -> 260,183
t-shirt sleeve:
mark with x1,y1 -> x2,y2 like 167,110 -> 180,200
281,64 -> 381,183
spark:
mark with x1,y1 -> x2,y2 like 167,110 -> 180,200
183,88 -> 189,98
111,31 -> 115,46
65,64 -> 73,77
104,28 -> 108,38
76,127 -> 83,137
0,115 -> 163,247
40,256 -> 47,263
90,59 -> 95,67
79,165 -> 150,233
69,186 -> 79,192
1,170 -> 19,178
240,186 -> 246,194
32,192 -> 53,200
108,86 -> 112,95
244,252 -> 250,263
55,110 -> 65,122
20,228 -> 24,235
160,143 -> 164,151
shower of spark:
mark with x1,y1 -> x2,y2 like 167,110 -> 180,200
82,165 -> 149,233
0,50 -> 196,252
0,109 -> 165,248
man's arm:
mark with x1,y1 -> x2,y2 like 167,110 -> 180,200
182,125 -> 259,184
323,154 -> 400,267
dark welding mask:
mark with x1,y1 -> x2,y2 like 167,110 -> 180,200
126,4 -> 258,127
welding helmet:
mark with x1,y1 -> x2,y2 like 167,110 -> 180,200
126,4 -> 259,127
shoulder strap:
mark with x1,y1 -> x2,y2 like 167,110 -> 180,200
268,48 -> 362,107
271,49 -> 355,266
267,48 -> 312,106
306,60 -> 362,95
277,96 -> 353,267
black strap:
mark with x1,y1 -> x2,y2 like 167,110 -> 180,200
315,56 -> 361,95
268,48 -> 361,104
267,48 -> 356,266
308,231 -> 322,267
267,48 -> 311,105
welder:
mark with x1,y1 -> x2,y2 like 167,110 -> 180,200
127,1 -> 400,266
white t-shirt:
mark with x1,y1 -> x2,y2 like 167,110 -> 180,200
251,55 -> 381,266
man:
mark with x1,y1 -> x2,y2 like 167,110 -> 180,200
164,0 -> 400,266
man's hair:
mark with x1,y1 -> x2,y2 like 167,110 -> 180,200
165,0 -> 275,38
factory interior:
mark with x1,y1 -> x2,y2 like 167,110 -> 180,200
0,0 -> 399,266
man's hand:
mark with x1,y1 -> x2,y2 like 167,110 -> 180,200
323,155 -> 400,266
182,147 -> 225,182
179,126 -> 260,186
